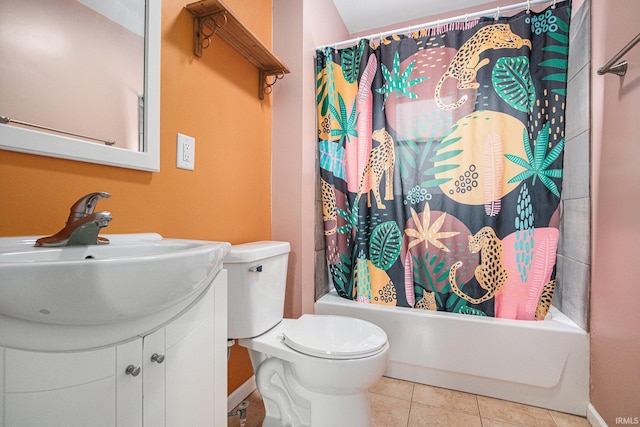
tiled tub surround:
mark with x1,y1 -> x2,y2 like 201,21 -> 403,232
556,0 -> 591,332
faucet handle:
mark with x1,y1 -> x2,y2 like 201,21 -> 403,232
68,192 -> 110,223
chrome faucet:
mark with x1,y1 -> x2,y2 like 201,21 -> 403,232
35,192 -> 113,247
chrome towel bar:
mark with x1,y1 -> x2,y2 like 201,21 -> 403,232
598,32 -> 640,77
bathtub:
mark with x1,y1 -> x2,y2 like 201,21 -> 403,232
315,290 -> 589,416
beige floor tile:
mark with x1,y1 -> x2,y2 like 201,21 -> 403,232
412,383 -> 479,416
550,410 -> 592,427
370,391 -> 411,427
481,419 -> 525,427
477,396 -> 556,427
369,376 -> 415,401
226,382 -> 591,427
408,401 -> 482,427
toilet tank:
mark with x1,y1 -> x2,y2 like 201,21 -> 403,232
223,241 -> 290,339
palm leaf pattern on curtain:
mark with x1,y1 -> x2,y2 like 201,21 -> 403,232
317,1 -> 571,320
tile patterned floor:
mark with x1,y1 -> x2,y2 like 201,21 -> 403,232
228,376 -> 591,427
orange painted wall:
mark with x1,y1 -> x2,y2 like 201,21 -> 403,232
0,0 -> 272,395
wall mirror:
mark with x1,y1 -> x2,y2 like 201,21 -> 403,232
0,0 -> 160,172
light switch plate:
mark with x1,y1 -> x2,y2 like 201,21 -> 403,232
176,133 -> 195,170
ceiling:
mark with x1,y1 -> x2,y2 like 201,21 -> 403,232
331,0 -> 503,34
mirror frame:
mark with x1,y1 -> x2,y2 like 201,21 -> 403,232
0,0 -> 160,172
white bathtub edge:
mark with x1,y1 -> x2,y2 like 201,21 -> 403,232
315,290 -> 590,416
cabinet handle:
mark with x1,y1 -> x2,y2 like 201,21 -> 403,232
125,364 -> 141,377
151,353 -> 165,364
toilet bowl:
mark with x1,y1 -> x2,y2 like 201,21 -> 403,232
224,241 -> 388,427
241,315 -> 388,427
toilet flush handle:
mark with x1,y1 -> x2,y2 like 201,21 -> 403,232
249,265 -> 263,272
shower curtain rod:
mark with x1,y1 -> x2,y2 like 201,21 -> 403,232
317,0 -> 556,50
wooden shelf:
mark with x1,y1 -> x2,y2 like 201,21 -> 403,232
185,0 -> 290,98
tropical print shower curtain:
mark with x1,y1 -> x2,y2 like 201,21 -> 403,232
317,1 -> 571,320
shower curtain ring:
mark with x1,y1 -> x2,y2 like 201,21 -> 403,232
526,0 -> 531,13
495,7 -> 501,20
552,0 -> 557,8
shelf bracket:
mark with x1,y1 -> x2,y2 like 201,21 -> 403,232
192,12 -> 228,58
259,71 -> 285,100
185,0 -> 290,99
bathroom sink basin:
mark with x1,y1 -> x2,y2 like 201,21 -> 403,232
0,233 -> 231,325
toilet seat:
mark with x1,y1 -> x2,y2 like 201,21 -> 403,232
281,314 -> 387,359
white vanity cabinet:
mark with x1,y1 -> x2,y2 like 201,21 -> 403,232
0,270 -> 227,427
3,345 -> 122,425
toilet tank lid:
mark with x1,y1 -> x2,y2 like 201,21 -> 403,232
224,241 -> 290,263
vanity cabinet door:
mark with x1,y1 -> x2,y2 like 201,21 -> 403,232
2,339 -> 148,427
142,328 -> 166,427
3,346 -> 117,426
166,290 -> 215,427
116,338 -> 144,427
165,310 -> 215,426
164,270 -> 227,427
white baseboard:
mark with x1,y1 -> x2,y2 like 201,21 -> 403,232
587,403 -> 608,427
227,376 -> 257,412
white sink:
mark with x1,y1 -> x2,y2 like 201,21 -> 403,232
0,233 -> 231,325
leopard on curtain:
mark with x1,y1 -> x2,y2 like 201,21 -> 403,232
316,1 -> 571,320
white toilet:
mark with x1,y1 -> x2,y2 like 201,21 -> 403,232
224,241 -> 389,427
